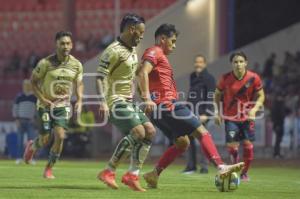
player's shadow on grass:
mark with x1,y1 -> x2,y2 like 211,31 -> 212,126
0,185 -> 106,191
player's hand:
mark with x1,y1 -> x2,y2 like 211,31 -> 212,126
248,108 -> 257,120
144,99 -> 156,115
74,100 -> 82,114
40,98 -> 55,108
99,102 -> 109,122
199,115 -> 208,123
215,115 -> 223,126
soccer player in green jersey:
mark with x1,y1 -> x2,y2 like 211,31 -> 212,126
96,14 -> 156,192
23,31 -> 83,179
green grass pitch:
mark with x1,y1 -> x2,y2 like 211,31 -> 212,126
0,160 -> 299,199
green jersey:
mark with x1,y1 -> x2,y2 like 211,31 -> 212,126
32,54 -> 83,108
97,38 -> 138,107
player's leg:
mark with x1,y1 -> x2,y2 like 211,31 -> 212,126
169,104 -> 244,178
98,130 -> 138,189
273,124 -> 284,158
122,107 -> 155,192
127,106 -> 155,175
24,108 -> 51,163
121,123 -> 153,192
191,124 -> 244,178
225,120 -> 240,164
43,107 -> 69,179
143,135 -> 189,188
199,144 -> 209,174
182,136 -> 197,173
43,126 -> 65,179
144,104 -> 193,188
240,120 -> 255,181
98,102 -> 150,191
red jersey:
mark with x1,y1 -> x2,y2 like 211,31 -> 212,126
142,46 -> 178,107
217,70 -> 263,122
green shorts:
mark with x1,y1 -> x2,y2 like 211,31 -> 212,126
109,101 -> 149,134
38,107 -> 71,134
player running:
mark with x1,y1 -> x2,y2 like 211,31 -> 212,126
137,23 -> 244,189
96,14 -> 156,192
214,52 -> 265,181
23,31 -> 83,179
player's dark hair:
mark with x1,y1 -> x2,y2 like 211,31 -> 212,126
120,13 -> 145,33
195,54 -> 206,62
155,24 -> 179,38
229,51 -> 248,62
55,31 -> 72,41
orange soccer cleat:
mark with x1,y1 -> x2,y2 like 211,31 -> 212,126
43,166 -> 55,179
121,172 -> 146,192
97,169 -> 119,189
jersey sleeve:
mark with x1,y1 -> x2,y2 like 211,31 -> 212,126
253,73 -> 263,91
216,75 -> 225,91
75,62 -> 83,82
32,59 -> 47,79
142,48 -> 158,66
97,48 -> 119,77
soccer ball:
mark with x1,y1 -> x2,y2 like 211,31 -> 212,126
215,172 -> 240,192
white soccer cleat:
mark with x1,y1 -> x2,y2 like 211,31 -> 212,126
218,162 -> 245,179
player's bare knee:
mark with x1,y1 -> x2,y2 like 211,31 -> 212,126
54,127 -> 65,140
40,134 -> 50,146
175,136 -> 190,151
131,125 -> 146,140
143,122 -> 156,140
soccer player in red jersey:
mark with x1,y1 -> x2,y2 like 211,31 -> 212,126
214,52 -> 265,181
137,24 -> 244,188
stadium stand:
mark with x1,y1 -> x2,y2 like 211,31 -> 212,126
0,0 -> 177,121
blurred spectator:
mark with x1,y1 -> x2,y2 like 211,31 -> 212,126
12,79 -> 37,164
182,54 -> 215,174
100,32 -> 114,50
262,53 -> 276,79
261,50 -> 300,157
252,62 -> 261,75
3,51 -> 21,74
22,51 -> 40,78
283,108 -> 294,151
271,92 -> 285,158
27,51 -> 39,69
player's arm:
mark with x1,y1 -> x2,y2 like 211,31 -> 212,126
214,88 -> 223,126
74,64 -> 84,114
96,75 -> 109,121
201,75 -> 216,122
31,60 -> 54,107
137,60 -> 156,114
96,48 -> 118,120
248,89 -> 265,120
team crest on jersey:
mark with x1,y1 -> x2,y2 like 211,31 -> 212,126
245,82 -> 251,88
132,54 -> 137,61
229,131 -> 236,138
102,52 -> 110,62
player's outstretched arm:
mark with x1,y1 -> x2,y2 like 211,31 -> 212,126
248,89 -> 265,120
137,61 -> 156,114
74,80 -> 83,114
96,76 -> 109,121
